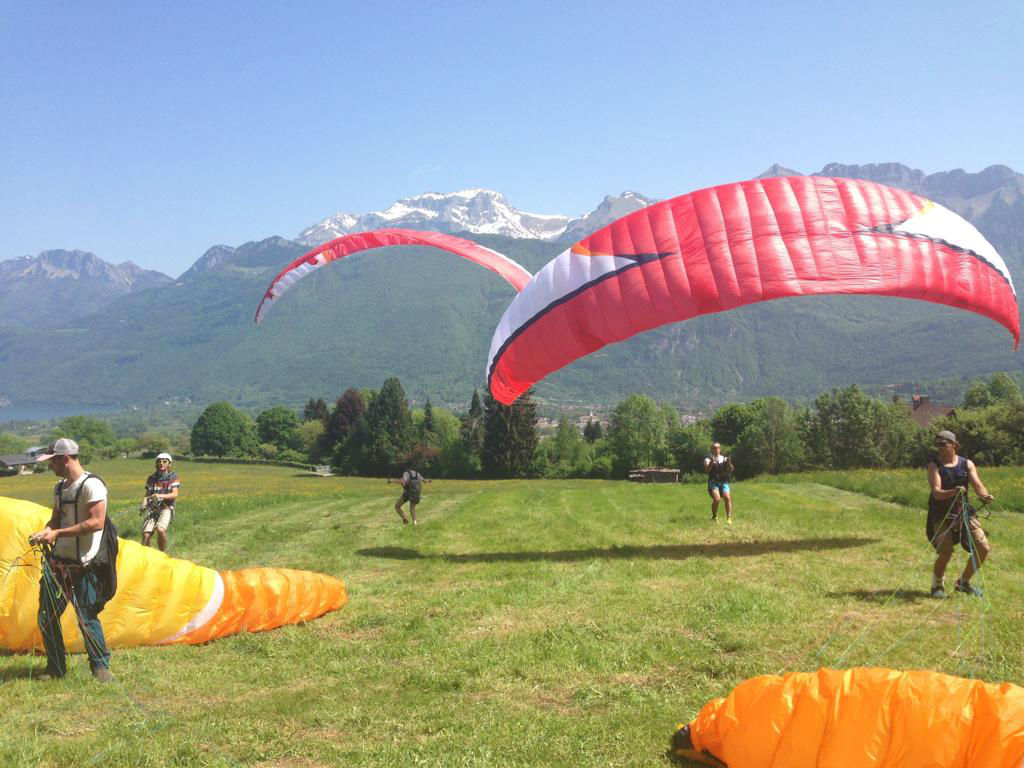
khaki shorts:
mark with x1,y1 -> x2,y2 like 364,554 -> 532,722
142,508 -> 173,534
934,513 -> 988,556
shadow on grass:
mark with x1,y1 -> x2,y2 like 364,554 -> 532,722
827,588 -> 934,604
0,663 -> 42,683
357,536 -> 879,564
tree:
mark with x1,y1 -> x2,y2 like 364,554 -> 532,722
583,418 -> 603,443
607,394 -> 670,476
540,416 -> 590,477
190,402 -> 258,457
670,421 -> 713,475
709,403 -> 754,445
137,431 -> 174,456
0,433 -> 29,454
303,398 -> 330,424
481,389 -> 538,478
732,398 -> 806,476
53,415 -> 115,454
962,380 -> 994,409
256,406 -> 302,451
422,398 -> 435,435
460,389 -> 485,458
806,386 -> 915,469
428,407 -> 478,477
112,437 -> 138,459
347,377 -> 414,475
297,419 -> 325,459
321,388 -> 367,458
987,372 -> 1022,405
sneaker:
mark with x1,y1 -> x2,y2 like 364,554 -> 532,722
726,518 -> 733,526
34,671 -> 64,682
711,515 -> 718,523
92,667 -> 114,683
954,580 -> 983,598
930,585 -> 946,599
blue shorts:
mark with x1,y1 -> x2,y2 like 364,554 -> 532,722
708,480 -> 730,496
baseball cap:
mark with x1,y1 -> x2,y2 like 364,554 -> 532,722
35,437 -> 80,461
935,430 -> 958,444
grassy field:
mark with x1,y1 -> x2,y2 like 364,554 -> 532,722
2,460 -> 1022,767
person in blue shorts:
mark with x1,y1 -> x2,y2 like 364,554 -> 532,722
704,442 -> 734,524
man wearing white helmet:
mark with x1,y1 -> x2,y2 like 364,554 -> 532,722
141,453 -> 180,551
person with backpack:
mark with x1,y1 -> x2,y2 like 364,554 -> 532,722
29,438 -> 117,682
141,452 -> 180,551
927,430 -> 994,598
391,462 -> 430,525
704,442 -> 735,524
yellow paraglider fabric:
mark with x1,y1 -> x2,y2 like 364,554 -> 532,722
680,668 -> 1024,768
0,496 -> 346,652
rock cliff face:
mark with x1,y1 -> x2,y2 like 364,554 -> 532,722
0,250 -> 173,327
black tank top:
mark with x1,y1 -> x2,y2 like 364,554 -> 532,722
935,455 -> 968,491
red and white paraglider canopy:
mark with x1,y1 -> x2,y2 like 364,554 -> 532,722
487,176 -> 1019,404
255,228 -> 532,324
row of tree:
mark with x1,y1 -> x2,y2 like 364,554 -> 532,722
7,372 -> 1021,481
184,371 -> 1024,480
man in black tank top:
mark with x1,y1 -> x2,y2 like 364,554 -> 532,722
926,430 -> 994,598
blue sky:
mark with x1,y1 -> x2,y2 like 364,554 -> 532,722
2,0 -> 1022,277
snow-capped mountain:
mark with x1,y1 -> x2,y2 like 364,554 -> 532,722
558,191 -> 657,244
297,189 -> 654,246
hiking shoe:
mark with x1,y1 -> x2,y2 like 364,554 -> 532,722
930,585 -> 946,599
92,667 -> 114,683
34,671 -> 64,682
954,580 -> 983,598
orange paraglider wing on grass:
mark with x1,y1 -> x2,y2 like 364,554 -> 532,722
674,667 -> 1024,768
0,496 -> 346,652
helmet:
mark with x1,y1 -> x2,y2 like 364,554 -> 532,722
156,453 -> 173,463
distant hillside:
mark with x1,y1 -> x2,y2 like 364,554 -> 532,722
1,163 -> 1021,412
0,250 -> 173,327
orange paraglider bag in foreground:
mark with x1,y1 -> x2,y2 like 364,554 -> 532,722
672,668 -> 1024,768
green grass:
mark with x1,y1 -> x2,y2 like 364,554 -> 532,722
2,461 -> 1023,767
763,466 -> 1024,513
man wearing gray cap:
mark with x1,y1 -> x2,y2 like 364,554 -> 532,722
926,430 -> 994,598
29,438 -> 114,681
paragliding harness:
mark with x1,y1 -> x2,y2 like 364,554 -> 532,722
142,470 -> 177,524
403,470 -> 423,504
706,456 -> 733,483
140,493 -> 162,523
49,472 -> 119,606
926,456 -> 980,554
140,493 -> 174,525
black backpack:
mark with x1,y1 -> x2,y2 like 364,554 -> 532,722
707,456 -> 733,482
405,471 -> 423,503
58,472 -> 119,604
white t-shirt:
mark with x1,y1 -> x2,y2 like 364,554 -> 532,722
52,474 -> 107,564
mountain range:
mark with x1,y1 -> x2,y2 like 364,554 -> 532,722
295,189 -> 656,246
0,250 -> 173,327
1,163 -> 1022,413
